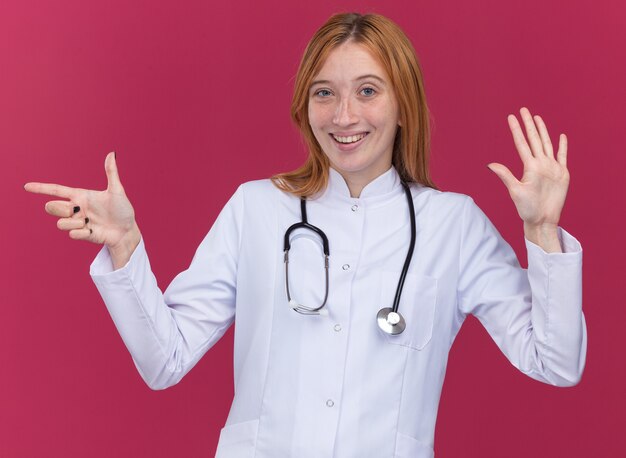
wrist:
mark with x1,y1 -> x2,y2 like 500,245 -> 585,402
107,222 -> 142,269
524,222 -> 562,253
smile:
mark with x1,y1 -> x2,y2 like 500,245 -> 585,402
332,133 -> 368,144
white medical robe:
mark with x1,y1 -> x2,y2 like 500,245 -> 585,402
90,166 -> 587,458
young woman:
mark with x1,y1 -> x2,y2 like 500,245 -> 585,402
25,12 -> 586,458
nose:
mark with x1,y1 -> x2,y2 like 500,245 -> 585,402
332,96 -> 358,126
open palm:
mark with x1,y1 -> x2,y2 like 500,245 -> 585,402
488,107 -> 569,229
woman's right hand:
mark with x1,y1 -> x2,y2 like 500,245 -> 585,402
24,152 -> 142,269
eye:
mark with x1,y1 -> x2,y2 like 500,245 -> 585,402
314,89 -> 332,97
360,87 -> 376,97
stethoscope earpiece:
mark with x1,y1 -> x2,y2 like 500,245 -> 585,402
288,299 -> 329,316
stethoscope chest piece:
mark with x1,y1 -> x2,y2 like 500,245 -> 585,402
377,307 -> 406,335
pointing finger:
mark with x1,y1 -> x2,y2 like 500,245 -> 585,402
24,182 -> 76,199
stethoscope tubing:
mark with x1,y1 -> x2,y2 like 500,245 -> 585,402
283,180 -> 417,331
284,199 -> 330,314
391,182 -> 417,314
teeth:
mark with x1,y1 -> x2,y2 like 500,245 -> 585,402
333,133 -> 366,144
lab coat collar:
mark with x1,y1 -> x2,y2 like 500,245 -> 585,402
323,166 -> 403,206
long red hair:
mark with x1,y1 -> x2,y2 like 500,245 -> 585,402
271,13 -> 436,197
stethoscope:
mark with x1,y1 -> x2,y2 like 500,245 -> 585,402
283,181 -> 416,335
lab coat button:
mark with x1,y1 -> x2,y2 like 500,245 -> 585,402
326,399 -> 335,407
342,264 -> 350,271
351,204 -> 359,212
334,324 -> 342,332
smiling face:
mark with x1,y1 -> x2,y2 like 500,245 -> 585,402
308,41 -> 401,196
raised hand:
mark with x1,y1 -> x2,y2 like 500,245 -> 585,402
24,152 -> 142,268
487,107 -> 568,253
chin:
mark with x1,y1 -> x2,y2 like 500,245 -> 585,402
328,158 -> 366,174
331,160 -> 384,179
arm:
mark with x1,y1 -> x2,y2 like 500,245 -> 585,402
25,151 -> 243,389
461,107 -> 587,385
457,198 -> 586,386
90,186 -> 244,390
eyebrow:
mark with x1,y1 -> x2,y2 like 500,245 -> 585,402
310,74 -> 387,87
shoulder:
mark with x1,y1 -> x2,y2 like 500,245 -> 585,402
408,185 -> 496,237
409,184 -> 475,218
238,178 -> 276,194
408,186 -> 500,253
228,178 -> 297,216
237,178 -> 293,201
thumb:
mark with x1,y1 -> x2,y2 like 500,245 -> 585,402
487,162 -> 518,191
105,151 -> 124,192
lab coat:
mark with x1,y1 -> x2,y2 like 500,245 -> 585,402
90,166 -> 586,458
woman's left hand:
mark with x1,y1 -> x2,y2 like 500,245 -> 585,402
487,107 -> 568,253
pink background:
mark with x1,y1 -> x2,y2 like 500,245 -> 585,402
3,0 -> 624,456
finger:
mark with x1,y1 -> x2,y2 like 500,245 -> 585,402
487,162 -> 519,191
45,200 -> 81,218
24,182 -> 76,199
105,152 -> 123,193
556,133 -> 568,167
57,216 -> 90,231
69,227 -> 93,241
519,107 -> 545,158
507,114 -> 533,162
532,114 -> 554,159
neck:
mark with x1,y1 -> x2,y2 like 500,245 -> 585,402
334,165 -> 393,198
347,182 -> 365,198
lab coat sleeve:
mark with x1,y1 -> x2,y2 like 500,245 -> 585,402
456,197 -> 587,386
89,186 -> 244,390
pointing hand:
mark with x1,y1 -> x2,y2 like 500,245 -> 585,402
25,152 -> 142,266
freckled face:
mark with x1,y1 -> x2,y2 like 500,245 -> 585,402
308,41 -> 400,187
